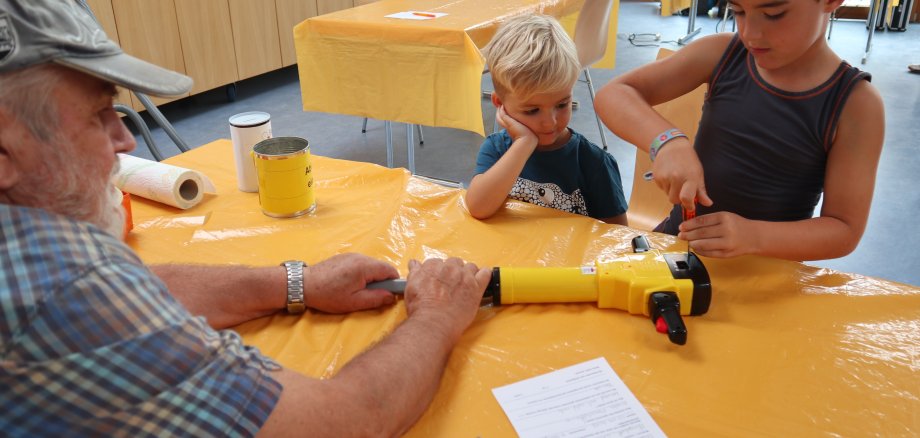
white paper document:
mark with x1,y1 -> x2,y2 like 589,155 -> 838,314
492,357 -> 666,438
385,11 -> 448,20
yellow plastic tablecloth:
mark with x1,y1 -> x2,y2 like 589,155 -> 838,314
293,0 -> 618,136
129,140 -> 920,436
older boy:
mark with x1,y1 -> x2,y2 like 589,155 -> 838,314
595,0 -> 884,261
464,14 -> 628,225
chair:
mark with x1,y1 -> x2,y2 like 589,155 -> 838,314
114,96 -> 190,162
573,0 -> 615,150
626,48 -> 707,231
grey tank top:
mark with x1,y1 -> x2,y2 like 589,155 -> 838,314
659,35 -> 871,235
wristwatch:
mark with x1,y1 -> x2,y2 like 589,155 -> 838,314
280,260 -> 306,314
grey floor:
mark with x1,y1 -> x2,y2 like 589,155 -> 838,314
127,1 -> 920,286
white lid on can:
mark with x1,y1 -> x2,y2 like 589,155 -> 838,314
229,111 -> 271,128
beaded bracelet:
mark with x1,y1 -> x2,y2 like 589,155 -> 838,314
649,128 -> 688,162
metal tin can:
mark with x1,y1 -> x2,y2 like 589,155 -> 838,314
251,137 -> 315,218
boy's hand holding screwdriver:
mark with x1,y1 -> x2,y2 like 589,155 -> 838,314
650,138 -> 712,211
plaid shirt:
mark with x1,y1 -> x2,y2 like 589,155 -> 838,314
0,205 -> 282,437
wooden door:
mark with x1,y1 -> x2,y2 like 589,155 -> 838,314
111,0 -> 188,108
84,0 -> 133,107
317,0 -> 354,15
175,0 -> 239,94
276,0 -> 319,66
228,0 -> 283,80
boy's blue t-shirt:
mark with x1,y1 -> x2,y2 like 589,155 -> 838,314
474,129 -> 628,220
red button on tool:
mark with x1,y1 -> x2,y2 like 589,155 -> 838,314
655,317 -> 668,334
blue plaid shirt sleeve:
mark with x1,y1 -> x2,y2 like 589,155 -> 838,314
1,205 -> 282,437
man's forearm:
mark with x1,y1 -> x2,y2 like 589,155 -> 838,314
332,314 -> 457,435
258,313 -> 462,437
151,264 -> 286,329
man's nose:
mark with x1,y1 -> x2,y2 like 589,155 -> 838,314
105,109 -> 136,154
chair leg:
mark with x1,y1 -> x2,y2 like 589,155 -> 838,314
362,117 -> 368,133
416,124 -> 425,145
134,92 -> 189,153
584,69 -> 609,151
115,104 -> 164,161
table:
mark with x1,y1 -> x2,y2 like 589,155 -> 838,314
130,140 -> 920,436
292,0 -> 617,172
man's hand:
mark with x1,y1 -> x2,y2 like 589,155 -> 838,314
403,258 -> 492,343
303,253 -> 400,313
496,105 -> 538,149
678,211 -> 759,258
652,139 -> 713,211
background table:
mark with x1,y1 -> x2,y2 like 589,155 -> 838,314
129,140 -> 920,436
293,0 -> 617,138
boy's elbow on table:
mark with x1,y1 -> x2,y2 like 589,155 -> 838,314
833,230 -> 863,259
821,215 -> 868,259
463,194 -> 498,220
469,210 -> 496,220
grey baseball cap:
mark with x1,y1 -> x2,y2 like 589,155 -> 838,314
0,0 -> 192,96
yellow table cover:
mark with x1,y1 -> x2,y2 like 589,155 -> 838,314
129,140 -> 920,436
293,0 -> 618,136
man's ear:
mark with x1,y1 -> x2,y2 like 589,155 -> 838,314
0,109 -> 22,190
491,92 -> 502,108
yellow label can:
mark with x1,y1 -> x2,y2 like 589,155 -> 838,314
252,137 -> 316,218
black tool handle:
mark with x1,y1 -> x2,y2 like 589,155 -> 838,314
631,235 -> 651,253
367,279 -> 406,293
648,292 -> 688,345
368,270 -> 499,305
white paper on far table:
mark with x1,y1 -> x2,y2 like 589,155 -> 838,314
385,11 -> 448,20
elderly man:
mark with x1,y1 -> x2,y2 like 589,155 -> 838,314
0,1 -> 491,436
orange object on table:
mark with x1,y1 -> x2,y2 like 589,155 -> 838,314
121,190 -> 133,240
129,140 -> 920,436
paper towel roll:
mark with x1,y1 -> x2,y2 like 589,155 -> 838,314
112,155 -> 216,209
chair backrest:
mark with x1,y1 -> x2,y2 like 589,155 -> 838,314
573,0 -> 614,68
627,48 -> 708,231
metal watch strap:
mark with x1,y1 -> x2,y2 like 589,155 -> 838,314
281,260 -> 306,314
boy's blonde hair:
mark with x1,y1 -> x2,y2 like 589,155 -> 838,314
484,14 -> 580,101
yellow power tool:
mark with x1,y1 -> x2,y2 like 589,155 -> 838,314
370,236 -> 712,345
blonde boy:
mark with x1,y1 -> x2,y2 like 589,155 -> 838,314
464,14 -> 628,225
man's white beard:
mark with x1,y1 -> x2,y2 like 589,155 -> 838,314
95,184 -> 127,239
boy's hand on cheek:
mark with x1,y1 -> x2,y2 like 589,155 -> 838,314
678,211 -> 755,258
497,106 -> 538,149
